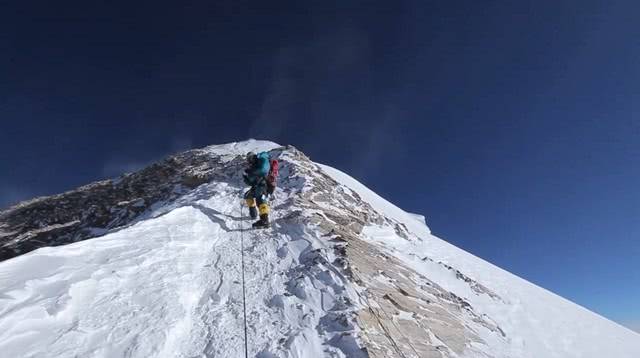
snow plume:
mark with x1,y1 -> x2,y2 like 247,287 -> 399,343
250,27 -> 372,143
101,136 -> 194,178
249,27 -> 407,180
352,105 -> 409,179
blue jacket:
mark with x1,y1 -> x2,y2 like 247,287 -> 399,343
244,152 -> 270,186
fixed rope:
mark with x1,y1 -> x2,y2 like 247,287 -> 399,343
239,197 -> 249,358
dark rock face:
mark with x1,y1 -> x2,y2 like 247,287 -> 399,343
0,149 -> 240,262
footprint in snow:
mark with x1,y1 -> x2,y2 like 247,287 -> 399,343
276,245 -> 288,259
267,295 -> 285,310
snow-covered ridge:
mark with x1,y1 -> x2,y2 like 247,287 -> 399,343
0,141 -> 274,261
0,139 -> 638,358
316,164 -> 431,236
203,138 -> 281,157
318,159 -> 640,357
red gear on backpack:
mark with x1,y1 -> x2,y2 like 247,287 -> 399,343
266,159 -> 278,194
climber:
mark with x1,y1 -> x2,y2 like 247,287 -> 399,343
243,151 -> 271,229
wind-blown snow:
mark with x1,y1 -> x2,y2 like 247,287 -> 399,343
0,140 -> 638,358
0,206 -> 224,357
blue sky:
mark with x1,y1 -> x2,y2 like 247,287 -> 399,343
1,1 -> 638,332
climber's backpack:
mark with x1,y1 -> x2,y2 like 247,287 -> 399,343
266,159 -> 279,195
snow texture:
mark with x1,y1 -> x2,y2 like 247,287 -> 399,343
0,139 -> 638,358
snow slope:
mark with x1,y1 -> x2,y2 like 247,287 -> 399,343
0,177 -> 350,357
0,140 -> 638,358
0,141 -> 365,358
319,164 -> 640,358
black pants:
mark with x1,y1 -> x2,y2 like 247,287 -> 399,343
244,182 -> 270,217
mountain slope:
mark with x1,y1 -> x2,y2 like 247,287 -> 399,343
319,164 -> 640,358
0,140 -> 638,358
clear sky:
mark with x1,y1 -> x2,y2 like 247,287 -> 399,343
1,1 -> 638,332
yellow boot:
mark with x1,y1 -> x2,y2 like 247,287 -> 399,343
252,203 -> 270,229
245,198 -> 257,219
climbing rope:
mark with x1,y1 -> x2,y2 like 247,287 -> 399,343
239,197 -> 249,358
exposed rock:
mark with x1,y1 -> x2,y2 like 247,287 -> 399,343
0,149 -> 236,261
0,142 -> 508,357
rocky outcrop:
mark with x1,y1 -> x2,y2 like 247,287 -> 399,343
0,142 -> 507,357
0,149 -> 237,261
275,147 -> 507,357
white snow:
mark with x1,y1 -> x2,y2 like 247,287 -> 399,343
204,139 -> 281,158
0,170 -> 361,358
321,162 -> 640,358
317,164 -> 431,236
0,140 -> 638,358
0,206 -> 224,357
